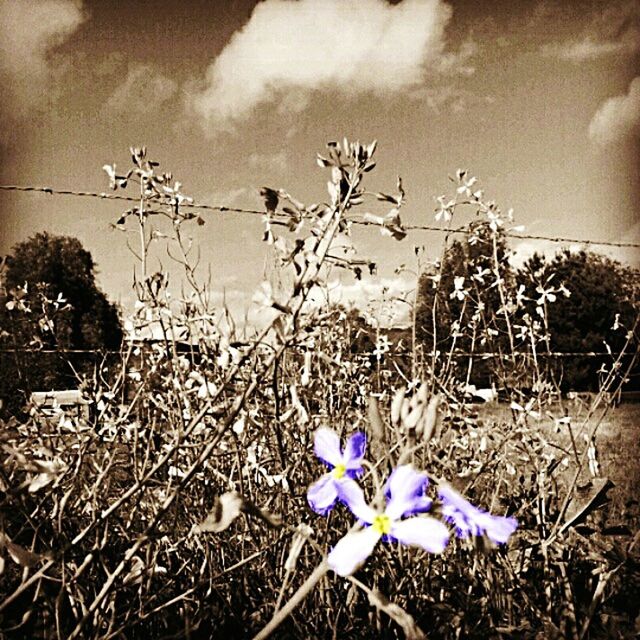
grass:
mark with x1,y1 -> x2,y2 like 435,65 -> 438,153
475,401 -> 640,528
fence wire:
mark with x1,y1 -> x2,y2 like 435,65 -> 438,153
1,183 -> 638,249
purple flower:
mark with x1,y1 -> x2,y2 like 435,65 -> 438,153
307,428 -> 367,515
327,465 -> 449,576
438,483 -> 517,544
384,464 -> 432,518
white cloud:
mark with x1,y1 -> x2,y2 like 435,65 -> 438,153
589,77 -> 640,145
203,187 -> 250,207
541,30 -> 640,62
325,276 -> 415,327
540,0 -> 640,62
248,150 -> 289,174
409,84 -> 494,113
190,0 -> 456,126
210,288 -> 251,305
0,0 -> 85,116
508,239 -> 559,269
104,63 -> 178,114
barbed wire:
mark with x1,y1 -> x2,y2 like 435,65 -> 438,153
1,183 -> 638,249
0,347 -> 631,358
0,184 -> 265,217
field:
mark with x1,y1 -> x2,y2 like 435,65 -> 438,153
476,401 -> 640,529
1,141 -> 639,639
594,404 -> 640,520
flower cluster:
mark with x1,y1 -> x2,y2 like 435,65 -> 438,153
307,428 -> 517,576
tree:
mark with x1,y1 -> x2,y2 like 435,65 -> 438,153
518,249 -> 638,391
0,233 -> 123,415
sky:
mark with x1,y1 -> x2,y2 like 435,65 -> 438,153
0,0 -> 638,326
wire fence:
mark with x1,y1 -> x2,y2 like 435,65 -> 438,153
0,347 -> 632,358
0,182 -> 637,365
1,183 -> 639,249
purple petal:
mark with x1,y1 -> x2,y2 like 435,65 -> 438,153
328,527 -> 381,576
439,483 -> 517,543
314,428 -> 342,467
342,432 -> 367,469
336,478 -> 377,524
440,503 -> 480,538
390,516 -> 450,553
385,465 -> 429,521
408,496 -> 433,515
478,513 -> 518,544
307,475 -> 338,515
438,483 -> 478,516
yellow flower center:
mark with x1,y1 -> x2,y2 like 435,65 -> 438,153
372,514 -> 392,535
332,463 -> 346,480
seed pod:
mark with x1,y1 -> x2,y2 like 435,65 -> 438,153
390,387 -> 406,426
421,394 -> 442,443
300,351 -> 312,387
368,396 -> 386,445
404,405 -> 422,430
400,396 -> 411,423
416,383 -> 429,408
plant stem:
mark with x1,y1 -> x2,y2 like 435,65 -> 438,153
252,561 -> 328,640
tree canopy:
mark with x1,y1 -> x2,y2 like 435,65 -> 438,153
0,232 -> 123,414
415,232 -> 638,392
518,249 -> 638,391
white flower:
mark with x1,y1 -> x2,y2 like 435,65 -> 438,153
455,170 -> 477,197
327,466 -> 449,576
103,164 -> 117,189
435,195 -> 455,222
450,276 -> 466,301
373,335 -> 392,360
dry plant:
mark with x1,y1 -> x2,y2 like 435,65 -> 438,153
0,141 -> 638,639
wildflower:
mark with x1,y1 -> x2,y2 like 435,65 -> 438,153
383,464 -> 433,517
163,180 -> 193,206
536,285 -> 557,306
373,335 -> 391,360
307,428 -> 367,515
327,466 -> 449,576
455,170 -> 477,197
514,323 -> 530,341
510,399 -> 541,420
487,211 -> 503,232
435,195 -> 455,222
472,266 -> 490,284
438,483 -> 517,544
450,276 -> 466,301
102,164 -> 118,189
